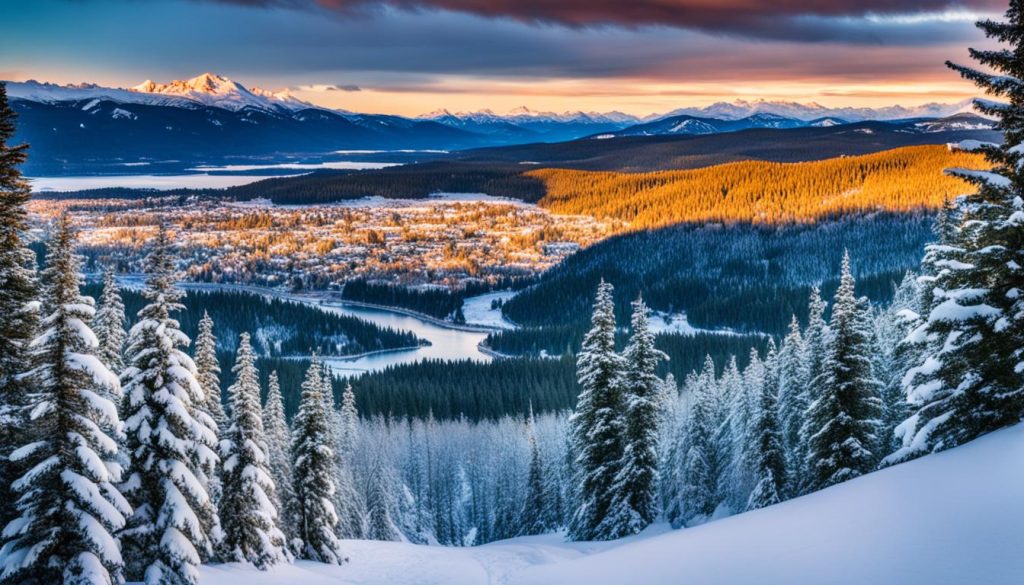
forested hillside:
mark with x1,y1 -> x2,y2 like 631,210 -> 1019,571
503,213 -> 934,336
532,145 -> 982,228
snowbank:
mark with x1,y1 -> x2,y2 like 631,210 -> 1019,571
198,424 -> 1024,584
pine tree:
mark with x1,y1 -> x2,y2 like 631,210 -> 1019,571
364,453 -> 400,542
120,226 -> 219,585
874,273 -> 921,458
519,406 -> 551,536
606,296 -> 666,536
323,367 -> 364,540
0,216 -> 130,585
777,318 -> 810,497
677,356 -> 720,525
194,311 -> 227,433
715,355 -> 743,508
727,348 -> 764,509
94,266 -> 126,375
895,5 -> 1024,459
0,81 -> 39,535
290,358 -> 345,564
660,373 -> 690,526
219,333 -> 289,569
745,342 -> 787,511
804,286 -> 829,388
567,280 -> 627,541
803,252 -> 883,492
338,383 -> 359,465
262,370 -> 297,546
192,311 -> 225,511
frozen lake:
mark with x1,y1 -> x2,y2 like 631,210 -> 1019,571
28,160 -> 401,192
29,173 -> 279,191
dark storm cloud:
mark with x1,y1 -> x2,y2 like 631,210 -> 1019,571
4,0 -> 994,96
208,0 -> 1004,42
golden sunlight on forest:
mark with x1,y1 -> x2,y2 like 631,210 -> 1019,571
532,145 -> 987,228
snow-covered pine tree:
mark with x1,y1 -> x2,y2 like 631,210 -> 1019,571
727,348 -> 764,510
776,316 -> 810,497
323,367 -> 364,540
262,370 -> 298,546
94,266 -> 126,376
714,355 -> 743,509
676,356 -> 720,525
192,311 -> 225,511
120,226 -> 219,585
219,333 -> 290,569
290,358 -> 345,563
893,6 -> 1024,460
0,215 -> 130,585
745,341 -> 787,511
519,405 -> 551,536
803,252 -> 883,492
363,452 -> 400,542
874,273 -> 922,457
0,82 -> 40,534
338,383 -> 358,465
804,286 -> 830,391
605,296 -> 667,536
655,373 -> 681,517
660,372 -> 693,526
567,280 -> 627,541
194,311 -> 227,434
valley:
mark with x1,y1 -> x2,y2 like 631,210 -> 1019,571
3,6 -> 1023,579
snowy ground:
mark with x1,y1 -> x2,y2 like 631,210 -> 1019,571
461,290 -> 519,330
648,311 -> 759,337
198,424 -> 1024,584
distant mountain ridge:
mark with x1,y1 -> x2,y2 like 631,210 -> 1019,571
652,98 -> 978,122
8,73 -> 316,114
0,73 -> 994,174
600,112 -> 995,138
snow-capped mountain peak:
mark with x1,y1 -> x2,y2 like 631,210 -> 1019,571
128,73 -> 313,112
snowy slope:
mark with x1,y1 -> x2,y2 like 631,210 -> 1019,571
196,424 -> 1024,584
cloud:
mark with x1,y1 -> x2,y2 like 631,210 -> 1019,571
295,83 -> 362,91
211,0 -> 1004,42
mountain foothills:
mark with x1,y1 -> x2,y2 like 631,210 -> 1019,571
4,72 -> 999,175
219,143 -> 984,209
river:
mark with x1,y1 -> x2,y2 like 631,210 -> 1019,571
313,300 -> 494,374
170,282 -> 501,375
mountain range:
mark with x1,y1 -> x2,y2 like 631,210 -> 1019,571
1,73 -> 994,174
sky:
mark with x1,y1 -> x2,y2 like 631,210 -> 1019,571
0,0 -> 1005,117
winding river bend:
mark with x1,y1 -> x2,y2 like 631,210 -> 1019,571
121,280 -> 500,375
312,300 -> 494,374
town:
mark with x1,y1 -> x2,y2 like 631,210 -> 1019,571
28,193 -> 619,291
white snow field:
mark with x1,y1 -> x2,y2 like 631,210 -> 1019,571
461,290 -> 519,330
198,424 -> 1024,585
